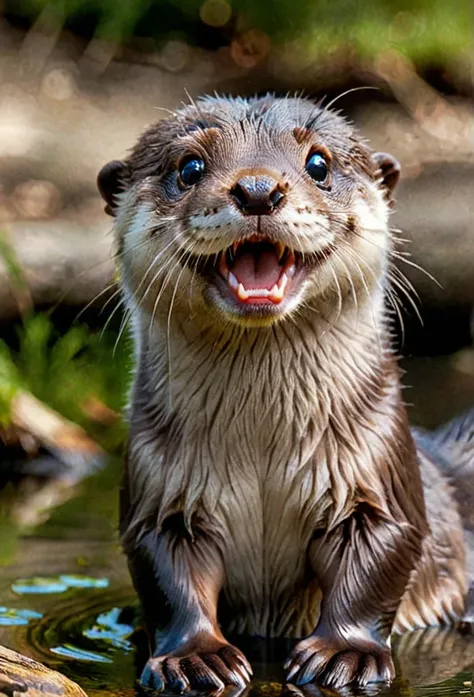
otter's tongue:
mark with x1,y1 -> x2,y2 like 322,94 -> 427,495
231,244 -> 281,290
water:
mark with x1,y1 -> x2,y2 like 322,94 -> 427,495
0,534 -> 137,696
1,544 -> 473,697
0,356 -> 473,697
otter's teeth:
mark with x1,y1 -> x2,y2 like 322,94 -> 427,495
232,242 -> 239,256
269,284 -> 284,302
228,272 -> 239,291
223,244 -> 295,304
237,283 -> 249,301
276,242 -> 285,262
284,250 -> 297,278
219,251 -> 229,279
278,272 -> 288,293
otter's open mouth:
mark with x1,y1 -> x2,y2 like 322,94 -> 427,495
217,237 -> 298,305
185,235 -> 311,317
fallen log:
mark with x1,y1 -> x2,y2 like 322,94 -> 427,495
0,645 -> 87,696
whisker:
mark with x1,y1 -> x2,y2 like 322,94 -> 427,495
330,246 -> 358,311
73,280 -> 118,323
324,86 -> 380,112
100,295 -> 126,340
389,250 -> 442,288
98,285 -> 124,316
102,235 -> 182,340
342,244 -> 382,350
390,264 -> 422,304
188,248 -> 206,315
388,269 -> 424,327
112,248 -> 169,340
325,252 -> 343,326
153,106 -> 177,117
336,219 -> 441,290
385,285 -> 406,348
113,242 -> 192,355
345,238 -> 410,346
166,260 -> 189,410
135,233 -> 186,309
51,217 -> 181,315
148,246 -> 192,337
183,88 -> 207,124
113,298 -> 133,356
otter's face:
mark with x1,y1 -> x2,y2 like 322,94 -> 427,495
98,96 -> 399,328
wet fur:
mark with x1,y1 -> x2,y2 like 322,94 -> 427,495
99,95 -> 471,690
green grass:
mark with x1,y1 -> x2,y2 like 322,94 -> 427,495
0,312 -> 132,451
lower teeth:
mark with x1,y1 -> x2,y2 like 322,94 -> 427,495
218,244 -> 296,305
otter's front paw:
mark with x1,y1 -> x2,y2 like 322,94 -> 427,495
140,638 -> 252,693
284,634 -> 394,688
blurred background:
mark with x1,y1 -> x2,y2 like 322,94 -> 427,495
0,3 -> 473,692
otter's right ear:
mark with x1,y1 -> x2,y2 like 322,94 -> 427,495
373,152 -> 400,207
97,160 -> 129,217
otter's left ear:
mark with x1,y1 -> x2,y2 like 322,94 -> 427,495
373,152 -> 400,206
97,160 -> 129,217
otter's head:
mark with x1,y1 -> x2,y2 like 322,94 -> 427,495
98,95 -> 399,328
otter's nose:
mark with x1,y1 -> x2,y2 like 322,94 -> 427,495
230,175 -> 285,215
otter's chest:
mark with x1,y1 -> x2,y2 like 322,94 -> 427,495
179,395 -> 334,552
201,448 -> 329,636
195,440 -> 330,621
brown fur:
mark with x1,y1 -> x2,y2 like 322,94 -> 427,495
98,95 -> 469,691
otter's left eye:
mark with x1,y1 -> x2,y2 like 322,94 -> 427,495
179,157 -> 205,187
306,152 -> 329,184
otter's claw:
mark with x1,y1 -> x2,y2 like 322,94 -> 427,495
284,635 -> 394,688
141,643 -> 252,693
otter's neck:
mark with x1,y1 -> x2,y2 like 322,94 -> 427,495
132,290 -> 396,443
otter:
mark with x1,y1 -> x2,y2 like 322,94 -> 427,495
97,95 -> 473,692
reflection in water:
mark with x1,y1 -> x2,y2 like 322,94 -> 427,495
0,581 -> 466,697
281,681 -> 386,696
83,607 -> 134,651
59,576 -> 109,590
0,607 -> 42,626
50,644 -> 114,663
11,575 -> 109,595
396,627 -> 474,687
12,577 -> 69,594
49,606 -> 134,666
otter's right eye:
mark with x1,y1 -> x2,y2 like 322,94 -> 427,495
178,157 -> 205,187
305,152 -> 329,184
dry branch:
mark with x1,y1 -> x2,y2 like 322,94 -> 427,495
2,390 -> 106,526
10,391 -> 103,466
